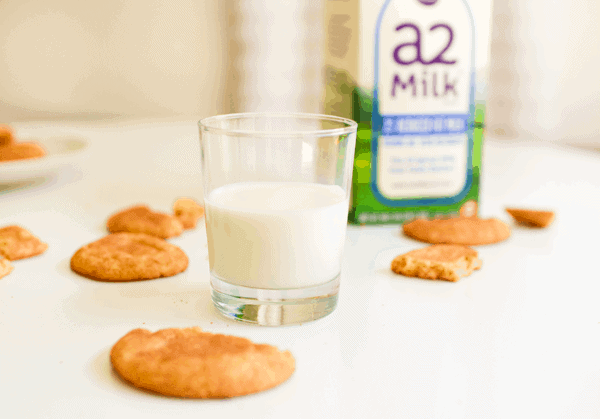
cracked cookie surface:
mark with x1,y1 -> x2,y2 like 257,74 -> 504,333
70,232 -> 188,281
110,327 -> 295,398
107,205 -> 183,239
391,244 -> 482,282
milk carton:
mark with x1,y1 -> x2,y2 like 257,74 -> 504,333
323,0 -> 493,224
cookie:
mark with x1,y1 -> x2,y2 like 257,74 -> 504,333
107,205 -> 183,239
391,244 -> 482,282
0,142 -> 46,162
403,216 -> 511,245
173,198 -> 204,229
0,226 -> 48,260
506,208 -> 555,228
70,232 -> 188,281
0,257 -> 13,279
110,327 -> 295,398
0,124 -> 14,146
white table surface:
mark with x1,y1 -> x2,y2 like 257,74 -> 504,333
1,121 -> 599,419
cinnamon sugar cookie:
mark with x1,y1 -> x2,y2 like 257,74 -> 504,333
0,124 -> 14,147
403,216 -> 510,245
506,208 -> 555,228
0,257 -> 13,279
110,327 -> 295,398
391,244 -> 482,282
0,142 -> 46,162
173,198 -> 204,229
107,205 -> 183,239
0,226 -> 48,260
70,232 -> 188,281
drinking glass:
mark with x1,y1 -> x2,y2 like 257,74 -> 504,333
198,113 -> 357,325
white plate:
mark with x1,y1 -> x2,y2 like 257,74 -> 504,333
0,136 -> 89,182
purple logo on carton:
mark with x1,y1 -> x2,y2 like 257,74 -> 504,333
390,22 -> 458,99
418,0 -> 438,5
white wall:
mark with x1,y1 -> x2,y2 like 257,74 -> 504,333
487,0 -> 600,146
227,0 -> 323,114
1,0 -> 598,147
0,0 -> 228,121
0,0 -> 323,122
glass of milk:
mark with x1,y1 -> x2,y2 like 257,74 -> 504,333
199,113 -> 357,325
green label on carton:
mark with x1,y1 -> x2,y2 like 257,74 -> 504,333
324,0 -> 490,224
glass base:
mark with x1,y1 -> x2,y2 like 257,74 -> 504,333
210,274 -> 339,326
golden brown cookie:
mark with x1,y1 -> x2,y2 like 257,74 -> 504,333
391,244 -> 482,282
0,124 -> 14,147
0,226 -> 48,260
110,327 -> 295,398
403,216 -> 511,245
173,197 -> 205,229
0,257 -> 13,279
506,208 -> 555,228
107,205 -> 183,239
0,142 -> 46,162
70,232 -> 188,281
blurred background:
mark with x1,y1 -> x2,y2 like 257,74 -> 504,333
0,0 -> 598,149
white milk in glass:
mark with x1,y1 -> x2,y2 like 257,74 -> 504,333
205,182 -> 348,289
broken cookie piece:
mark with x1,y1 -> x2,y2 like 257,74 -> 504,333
173,197 -> 205,229
0,257 -> 13,279
506,208 -> 555,228
391,244 -> 482,282
0,225 -> 48,260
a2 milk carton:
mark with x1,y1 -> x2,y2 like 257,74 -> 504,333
323,0 -> 493,224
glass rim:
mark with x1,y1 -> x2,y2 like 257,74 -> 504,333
198,112 -> 358,138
